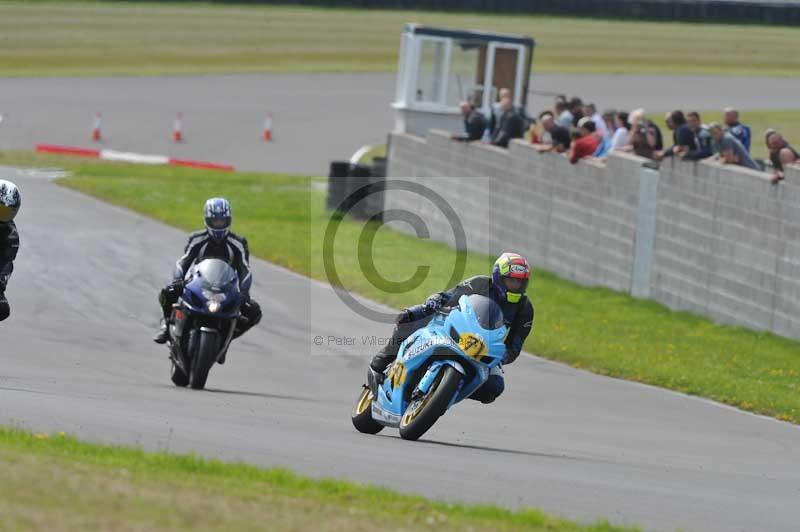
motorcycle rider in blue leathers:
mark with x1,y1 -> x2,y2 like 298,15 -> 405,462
153,198 -> 261,347
369,252 -> 535,404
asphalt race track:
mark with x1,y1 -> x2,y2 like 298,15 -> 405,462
2,166 -> 799,531
2,73 -> 800,174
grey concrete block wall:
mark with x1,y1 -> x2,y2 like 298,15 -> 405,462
651,158 -> 800,337
386,131 -> 800,341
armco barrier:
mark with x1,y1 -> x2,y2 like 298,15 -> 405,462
385,130 -> 800,340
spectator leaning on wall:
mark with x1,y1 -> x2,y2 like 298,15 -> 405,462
680,112 -> 713,161
708,122 -> 760,171
723,107 -> 751,152
583,102 -> 609,139
765,129 -> 800,183
569,117 -> 601,164
535,112 -> 571,153
451,100 -> 488,142
593,109 -> 616,157
490,94 -> 525,148
610,111 -> 630,152
656,110 -> 694,160
490,88 -> 532,135
626,108 -> 663,160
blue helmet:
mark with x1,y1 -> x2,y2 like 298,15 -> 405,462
204,198 -> 231,242
0,180 -> 21,223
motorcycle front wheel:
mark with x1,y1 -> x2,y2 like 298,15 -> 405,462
170,359 -> 189,387
189,330 -> 217,390
399,365 -> 462,441
351,387 -> 384,434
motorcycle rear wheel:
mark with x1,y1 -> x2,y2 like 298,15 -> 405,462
351,387 -> 384,434
399,366 -> 462,441
189,330 -> 217,390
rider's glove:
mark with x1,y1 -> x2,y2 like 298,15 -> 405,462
424,294 -> 443,313
396,308 -> 415,325
169,279 -> 185,294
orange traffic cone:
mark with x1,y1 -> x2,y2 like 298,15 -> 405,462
262,113 -> 273,142
172,112 -> 183,143
91,113 -> 102,142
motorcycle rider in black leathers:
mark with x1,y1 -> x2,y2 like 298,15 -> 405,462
369,252 -> 535,404
0,180 -> 21,322
153,197 -> 261,347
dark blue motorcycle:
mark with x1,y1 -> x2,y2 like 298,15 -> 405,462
167,258 -> 244,389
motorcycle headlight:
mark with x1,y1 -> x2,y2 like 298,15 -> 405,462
208,300 -> 221,313
202,290 -> 227,303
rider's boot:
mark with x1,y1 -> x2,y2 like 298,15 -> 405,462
0,293 -> 9,322
369,342 -> 401,384
153,321 -> 169,344
368,312 -> 418,379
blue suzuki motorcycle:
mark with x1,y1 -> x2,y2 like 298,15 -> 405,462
352,294 -> 508,441
167,258 -> 244,390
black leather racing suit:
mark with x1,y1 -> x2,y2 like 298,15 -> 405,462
0,221 -> 19,321
159,230 -> 261,337
371,275 -> 535,403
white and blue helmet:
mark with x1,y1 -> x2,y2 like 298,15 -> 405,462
203,197 -> 231,242
0,180 -> 21,223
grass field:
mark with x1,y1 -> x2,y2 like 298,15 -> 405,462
1,152 -> 794,423
1,1 -> 799,77
0,427 -> 633,531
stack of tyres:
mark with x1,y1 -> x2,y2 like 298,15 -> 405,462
326,161 -> 350,212
371,156 -> 387,178
325,161 -> 385,221
346,164 -> 372,220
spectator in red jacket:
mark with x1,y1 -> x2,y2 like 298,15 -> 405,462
569,117 -> 601,164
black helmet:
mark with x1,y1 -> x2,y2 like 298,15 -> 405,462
0,180 -> 21,223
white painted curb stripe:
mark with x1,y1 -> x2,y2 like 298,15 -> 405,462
100,150 -> 170,165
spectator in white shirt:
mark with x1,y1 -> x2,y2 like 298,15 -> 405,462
583,102 -> 609,138
610,111 -> 630,152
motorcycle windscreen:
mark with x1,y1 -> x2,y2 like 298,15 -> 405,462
465,294 -> 504,330
196,258 -> 238,290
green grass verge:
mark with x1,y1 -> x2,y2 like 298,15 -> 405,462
1,1 -> 799,77
2,151 -> 794,424
0,426 -> 632,531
